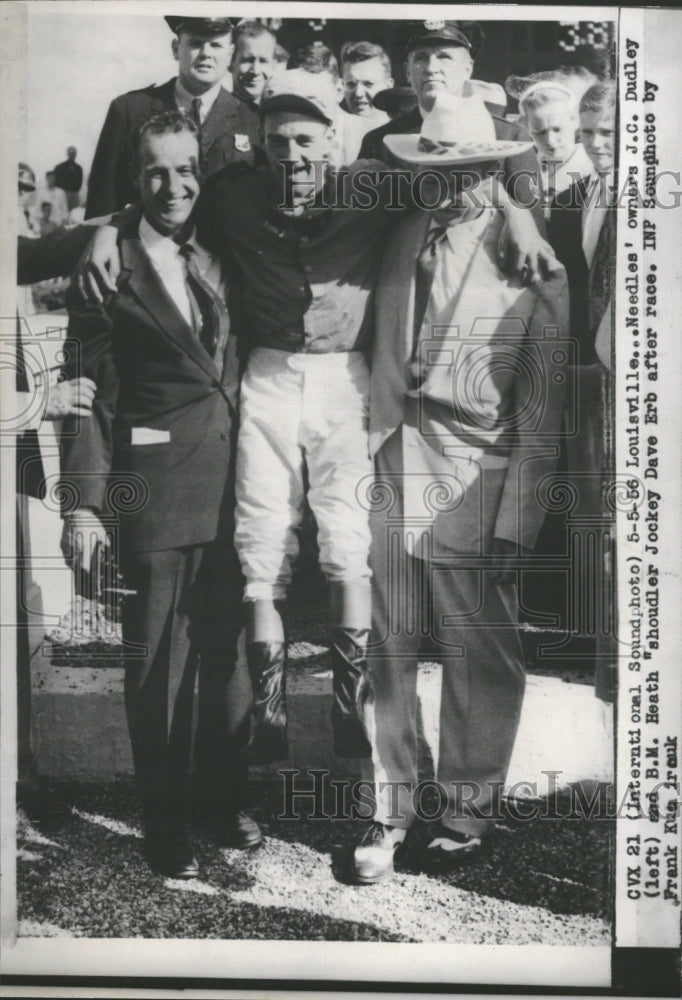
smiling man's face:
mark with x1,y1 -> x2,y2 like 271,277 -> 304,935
231,32 -> 277,104
138,128 -> 201,236
264,110 -> 333,212
343,57 -> 393,116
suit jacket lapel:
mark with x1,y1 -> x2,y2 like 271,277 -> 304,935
201,89 -> 238,152
120,236 -> 221,382
369,212 -> 430,456
403,212 -> 433,354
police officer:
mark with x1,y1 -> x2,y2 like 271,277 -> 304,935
85,15 -> 261,218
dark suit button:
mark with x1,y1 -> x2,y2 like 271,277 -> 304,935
220,432 -> 228,441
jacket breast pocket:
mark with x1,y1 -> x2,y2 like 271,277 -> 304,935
114,440 -> 174,470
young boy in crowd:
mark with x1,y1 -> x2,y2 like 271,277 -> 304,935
547,80 -> 617,701
340,41 -> 393,128
507,74 -> 594,217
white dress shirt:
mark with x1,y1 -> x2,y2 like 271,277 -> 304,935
337,108 -> 389,164
139,216 -> 194,325
582,170 -> 615,268
139,216 -> 225,328
538,143 -> 593,203
174,78 -> 223,122
416,206 -> 493,356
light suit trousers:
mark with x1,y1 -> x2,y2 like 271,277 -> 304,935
363,425 -> 526,836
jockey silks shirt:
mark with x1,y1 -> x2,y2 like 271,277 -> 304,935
194,160 -> 397,354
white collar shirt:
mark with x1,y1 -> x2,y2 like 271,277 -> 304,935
412,206 -> 493,383
138,216 -> 225,327
335,108 -> 389,164
582,170 -> 615,268
419,207 -> 494,340
538,143 -> 594,202
139,215 -> 194,325
174,78 -> 223,122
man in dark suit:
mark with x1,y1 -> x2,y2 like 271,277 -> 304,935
547,80 -> 617,703
85,16 -> 261,219
358,20 -> 536,196
53,147 -> 83,212
62,111 -> 260,879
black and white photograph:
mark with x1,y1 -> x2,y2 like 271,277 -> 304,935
0,2 -> 680,995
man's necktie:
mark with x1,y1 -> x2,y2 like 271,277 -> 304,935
412,224 -> 448,348
189,97 -> 204,171
190,96 -> 202,131
179,244 -> 227,366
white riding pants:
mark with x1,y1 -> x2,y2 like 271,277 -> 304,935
235,347 -> 373,601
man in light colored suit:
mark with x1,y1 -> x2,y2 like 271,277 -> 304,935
352,95 -> 570,884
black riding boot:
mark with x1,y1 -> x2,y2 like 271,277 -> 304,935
330,627 -> 372,758
244,600 -> 288,763
245,640 -> 288,762
329,581 -> 372,758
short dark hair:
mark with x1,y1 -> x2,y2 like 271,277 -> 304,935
274,43 -> 289,65
340,40 -> 392,77
579,80 -> 616,116
232,20 -> 276,52
289,41 -> 340,82
130,110 -> 199,169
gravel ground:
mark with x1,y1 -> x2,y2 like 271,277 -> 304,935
28,570 -> 611,942
17,777 -> 612,944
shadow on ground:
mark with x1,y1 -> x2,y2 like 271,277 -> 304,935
17,774 -> 612,942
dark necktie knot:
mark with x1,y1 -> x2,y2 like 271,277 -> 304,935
420,224 -> 448,260
190,96 -> 202,129
412,225 -> 449,355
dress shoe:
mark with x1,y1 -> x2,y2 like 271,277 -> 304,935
350,821 -> 407,885
420,825 -> 485,869
217,810 -> 263,850
145,834 -> 199,880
